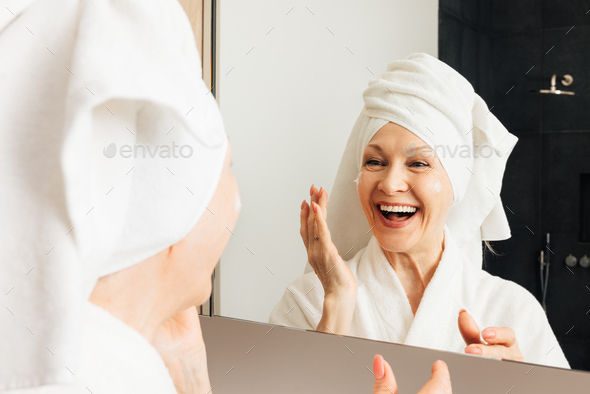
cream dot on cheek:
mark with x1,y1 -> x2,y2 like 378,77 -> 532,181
434,180 -> 441,193
234,190 -> 242,212
353,171 -> 363,189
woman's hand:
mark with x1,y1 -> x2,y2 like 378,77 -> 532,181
152,306 -> 213,394
373,355 -> 452,394
301,185 -> 357,335
458,309 -> 524,362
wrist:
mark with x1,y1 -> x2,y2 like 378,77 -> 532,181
166,351 -> 211,394
317,292 -> 357,336
324,287 -> 357,303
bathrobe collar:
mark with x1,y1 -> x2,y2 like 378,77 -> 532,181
357,225 -> 463,351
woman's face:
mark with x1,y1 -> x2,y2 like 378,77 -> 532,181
173,139 -> 241,307
357,123 -> 453,254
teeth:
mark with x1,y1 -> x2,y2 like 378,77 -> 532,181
379,205 -> 417,213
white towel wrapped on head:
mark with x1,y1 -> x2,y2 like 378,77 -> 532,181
306,53 -> 518,274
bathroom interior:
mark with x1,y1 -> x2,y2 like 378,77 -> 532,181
4,1 -> 590,393
192,0 -> 590,390
438,0 -> 590,370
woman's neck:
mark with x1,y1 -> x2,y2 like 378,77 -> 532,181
382,229 -> 445,314
88,250 -> 180,344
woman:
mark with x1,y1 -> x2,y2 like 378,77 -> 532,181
1,1 -> 451,393
270,53 -> 569,369
0,0 -> 235,390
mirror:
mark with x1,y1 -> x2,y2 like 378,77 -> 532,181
215,0 -> 590,372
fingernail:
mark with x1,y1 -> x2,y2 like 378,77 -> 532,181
482,329 -> 495,339
310,184 -> 314,196
312,202 -> 317,213
301,200 -> 305,210
319,187 -> 323,197
458,309 -> 467,315
465,346 -> 481,355
374,355 -> 385,380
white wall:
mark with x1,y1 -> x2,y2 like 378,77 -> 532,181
218,0 -> 438,323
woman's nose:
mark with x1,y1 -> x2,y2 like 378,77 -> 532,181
378,166 -> 411,195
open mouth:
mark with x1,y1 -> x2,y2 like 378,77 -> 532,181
377,203 -> 419,223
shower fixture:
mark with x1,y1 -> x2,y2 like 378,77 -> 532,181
539,233 -> 551,313
530,74 -> 575,95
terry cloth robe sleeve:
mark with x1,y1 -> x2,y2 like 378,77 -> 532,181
4,302 -> 177,394
269,272 -> 323,330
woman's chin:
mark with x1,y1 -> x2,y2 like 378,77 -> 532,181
374,234 -> 419,254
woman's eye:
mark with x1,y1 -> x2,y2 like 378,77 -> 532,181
410,161 -> 429,167
365,159 -> 383,167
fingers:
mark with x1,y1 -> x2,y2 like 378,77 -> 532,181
418,360 -> 452,394
464,343 -> 504,359
464,343 -> 523,362
457,309 -> 482,346
373,355 -> 398,394
306,187 -> 316,248
318,186 -> 329,219
458,313 -> 523,362
310,184 -> 320,208
431,361 -> 451,387
312,201 -> 331,245
481,327 -> 517,347
306,185 -> 328,247
300,200 -> 309,249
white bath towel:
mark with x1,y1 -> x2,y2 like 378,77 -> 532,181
271,227 -> 570,369
0,0 -> 226,389
307,53 -> 519,275
5,302 -> 177,394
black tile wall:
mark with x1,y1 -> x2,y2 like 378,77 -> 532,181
440,0 -> 462,17
477,32 -> 493,101
478,0 -> 492,30
461,0 -> 480,25
490,0 -> 542,32
483,229 -> 543,298
460,25 -> 479,89
438,11 -> 464,74
440,0 -> 481,26
541,132 -> 590,234
440,0 -> 491,28
501,132 -> 541,230
543,233 -> 590,340
438,9 -> 489,96
542,0 -> 590,29
490,31 -> 543,133
541,25 -> 590,132
440,0 -> 590,370
558,336 -> 590,371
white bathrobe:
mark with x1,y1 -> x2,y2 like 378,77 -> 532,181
5,302 -> 177,394
270,227 -> 570,369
